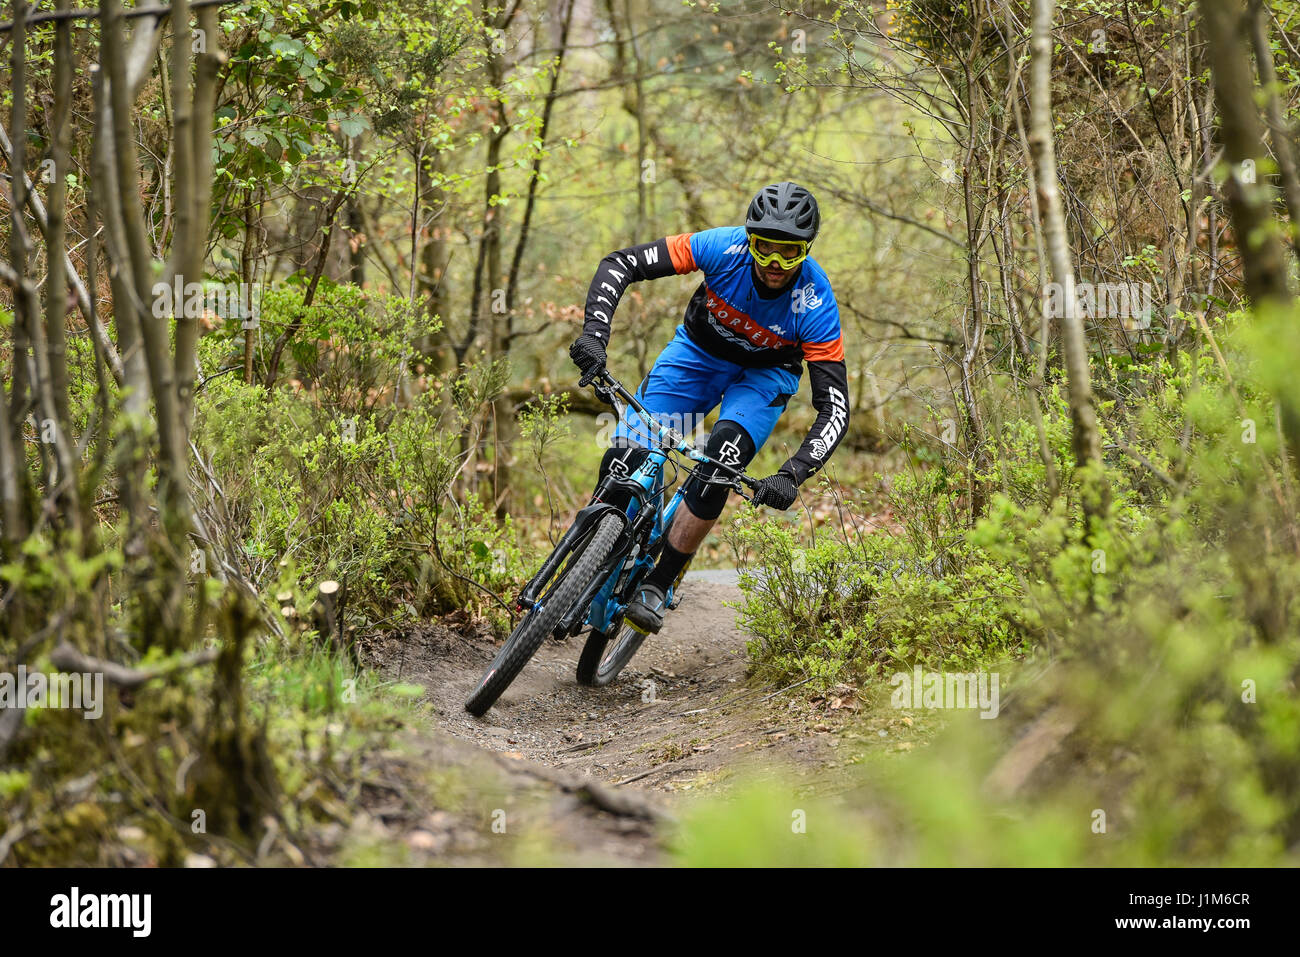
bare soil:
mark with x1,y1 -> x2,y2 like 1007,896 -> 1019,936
354,576 -> 867,865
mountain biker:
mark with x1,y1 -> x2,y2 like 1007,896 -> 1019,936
568,181 -> 849,635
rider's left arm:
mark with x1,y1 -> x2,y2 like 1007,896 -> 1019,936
779,274 -> 850,486
780,354 -> 850,485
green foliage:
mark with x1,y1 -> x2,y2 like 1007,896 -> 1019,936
1,591 -> 437,866
214,6 -> 369,204
687,309 -> 1300,866
194,283 -> 526,624
725,478 -> 1030,689
673,783 -> 873,866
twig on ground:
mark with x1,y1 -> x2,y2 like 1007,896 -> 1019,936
492,753 -> 671,822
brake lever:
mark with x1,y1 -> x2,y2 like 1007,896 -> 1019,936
586,372 -> 618,407
686,465 -> 754,502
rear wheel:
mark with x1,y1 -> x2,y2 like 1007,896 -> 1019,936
465,513 -> 623,716
576,620 -> 649,687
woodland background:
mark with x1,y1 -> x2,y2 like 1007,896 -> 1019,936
1,0 -> 1298,866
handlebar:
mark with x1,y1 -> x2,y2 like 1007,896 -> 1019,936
582,368 -> 760,496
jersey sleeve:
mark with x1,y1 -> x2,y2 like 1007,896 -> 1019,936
795,276 -> 844,363
687,226 -> 749,279
782,274 -> 849,484
781,359 -> 850,485
581,234 -> 700,341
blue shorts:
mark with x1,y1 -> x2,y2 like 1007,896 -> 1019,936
614,326 -> 801,450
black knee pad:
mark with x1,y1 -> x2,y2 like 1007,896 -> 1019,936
598,442 -> 651,483
681,420 -> 756,521
595,442 -> 651,509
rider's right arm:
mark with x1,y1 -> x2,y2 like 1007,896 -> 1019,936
581,235 -> 698,343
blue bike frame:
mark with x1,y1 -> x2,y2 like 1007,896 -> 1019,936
581,371 -> 755,635
512,371 -> 755,640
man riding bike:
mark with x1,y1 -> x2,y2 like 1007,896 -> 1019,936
568,181 -> 850,635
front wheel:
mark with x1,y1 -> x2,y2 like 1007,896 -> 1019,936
576,620 -> 649,687
465,513 -> 623,716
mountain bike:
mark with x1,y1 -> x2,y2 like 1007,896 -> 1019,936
464,369 -> 758,717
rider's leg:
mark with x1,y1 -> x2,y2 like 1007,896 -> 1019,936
591,328 -> 726,505
665,504 -> 715,552
625,421 -> 753,634
629,363 -> 801,632
664,359 -> 802,575
642,418 -> 757,593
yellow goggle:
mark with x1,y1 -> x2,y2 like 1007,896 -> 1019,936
748,233 -> 809,271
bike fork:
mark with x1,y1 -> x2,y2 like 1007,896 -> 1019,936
516,503 -> 627,611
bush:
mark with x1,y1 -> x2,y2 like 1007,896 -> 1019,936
194,292 -> 528,626
688,309 -> 1300,865
725,477 -> 1030,689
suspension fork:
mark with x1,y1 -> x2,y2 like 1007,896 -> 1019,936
516,503 -> 630,611
553,475 -> 665,635
560,446 -> 674,634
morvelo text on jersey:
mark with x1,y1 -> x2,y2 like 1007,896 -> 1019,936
581,225 -> 850,485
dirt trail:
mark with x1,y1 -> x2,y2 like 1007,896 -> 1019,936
358,573 -> 862,864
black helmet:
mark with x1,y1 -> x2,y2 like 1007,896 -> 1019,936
745,181 -> 820,243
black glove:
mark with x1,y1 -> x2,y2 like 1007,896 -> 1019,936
569,333 -> 607,385
751,470 -> 799,510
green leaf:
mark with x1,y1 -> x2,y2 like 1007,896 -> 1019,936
270,37 -> 305,58
337,115 -> 370,139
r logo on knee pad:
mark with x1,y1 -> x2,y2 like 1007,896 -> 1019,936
717,438 -> 743,467
682,419 -> 756,521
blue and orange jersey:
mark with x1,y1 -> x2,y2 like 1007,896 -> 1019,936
582,226 -> 843,374
673,226 -> 843,372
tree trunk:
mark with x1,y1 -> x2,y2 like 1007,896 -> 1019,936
1201,0 -> 1292,308
1028,0 -> 1108,523
1247,0 -> 1300,265
958,8 -> 990,521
